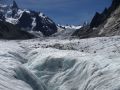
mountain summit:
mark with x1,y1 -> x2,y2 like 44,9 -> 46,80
12,0 -> 18,9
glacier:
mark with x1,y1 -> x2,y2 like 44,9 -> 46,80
1,36 -> 120,90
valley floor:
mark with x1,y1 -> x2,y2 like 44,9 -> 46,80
1,36 -> 120,90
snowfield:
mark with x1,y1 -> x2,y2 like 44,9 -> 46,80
1,36 -> 120,90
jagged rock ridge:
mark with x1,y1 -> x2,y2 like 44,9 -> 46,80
90,0 -> 120,28
72,0 -> 120,38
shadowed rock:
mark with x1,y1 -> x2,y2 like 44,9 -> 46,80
0,21 -> 34,39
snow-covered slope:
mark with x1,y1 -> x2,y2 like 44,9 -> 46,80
57,24 -> 82,29
1,36 -> 120,90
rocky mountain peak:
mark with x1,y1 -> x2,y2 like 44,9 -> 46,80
90,12 -> 102,28
11,0 -> 19,17
12,0 -> 19,10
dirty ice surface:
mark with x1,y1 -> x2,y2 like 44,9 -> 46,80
1,36 -> 120,90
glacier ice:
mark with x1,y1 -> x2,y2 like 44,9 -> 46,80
15,66 -> 47,90
1,36 -> 120,90
0,41 -> 47,90
25,47 -> 120,90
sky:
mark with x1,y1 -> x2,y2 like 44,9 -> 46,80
3,0 -> 112,25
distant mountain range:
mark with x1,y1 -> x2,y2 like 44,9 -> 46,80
0,1 -> 57,36
57,24 -> 82,30
1,0 -> 119,40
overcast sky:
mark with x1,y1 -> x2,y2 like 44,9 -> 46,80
3,0 -> 112,25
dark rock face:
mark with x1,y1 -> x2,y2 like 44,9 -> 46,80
73,0 -> 120,38
0,12 -> 5,21
16,11 -> 57,36
11,0 -> 19,17
34,14 -> 57,36
90,12 -> 103,28
90,8 -> 110,28
109,0 -> 120,13
17,12 -> 33,29
0,21 -> 34,39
